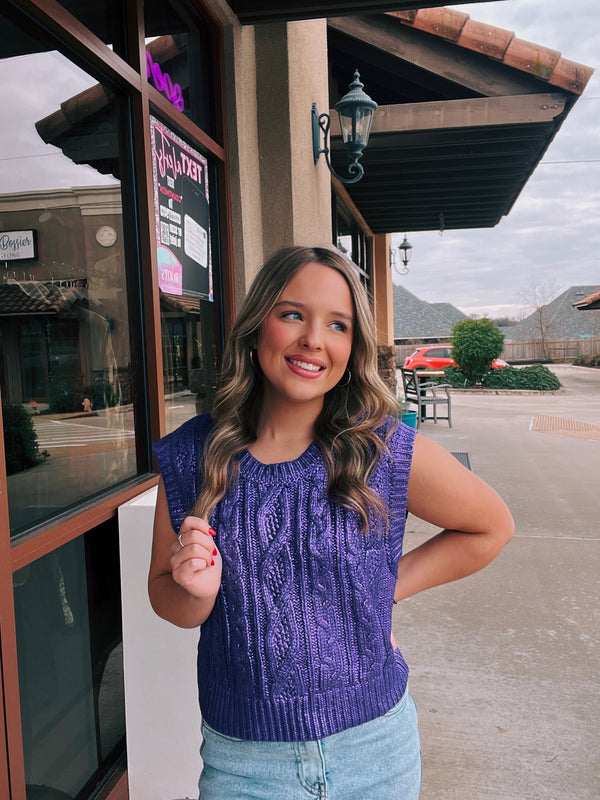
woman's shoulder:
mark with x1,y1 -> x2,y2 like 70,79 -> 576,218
376,414 -> 417,446
153,412 -> 213,460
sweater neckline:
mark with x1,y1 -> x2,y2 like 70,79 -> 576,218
239,440 -> 324,482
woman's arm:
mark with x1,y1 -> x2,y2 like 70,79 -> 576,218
394,434 -> 514,602
148,478 -> 222,628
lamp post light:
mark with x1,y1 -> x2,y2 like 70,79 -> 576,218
391,234 -> 413,276
312,70 -> 377,185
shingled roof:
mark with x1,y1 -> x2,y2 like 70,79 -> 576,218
393,283 -> 466,340
505,286 -> 600,341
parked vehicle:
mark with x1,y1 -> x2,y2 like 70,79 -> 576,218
403,346 -> 508,370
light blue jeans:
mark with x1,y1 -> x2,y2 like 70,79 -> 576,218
198,690 -> 421,799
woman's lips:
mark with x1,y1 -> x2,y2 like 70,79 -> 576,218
285,356 -> 326,377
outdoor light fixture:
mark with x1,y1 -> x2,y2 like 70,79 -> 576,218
312,70 -> 377,185
391,234 -> 413,276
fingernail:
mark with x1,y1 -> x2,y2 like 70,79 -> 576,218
210,559 -> 215,566
209,527 -> 217,537
212,547 -> 217,556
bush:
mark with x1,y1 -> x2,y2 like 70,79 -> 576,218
49,388 -> 81,414
2,403 -> 49,475
451,318 -> 504,386
573,354 -> 600,368
441,363 -> 561,391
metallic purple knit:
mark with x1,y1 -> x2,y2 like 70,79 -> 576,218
153,413 -> 416,742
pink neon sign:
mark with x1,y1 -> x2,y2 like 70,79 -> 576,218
146,51 -> 184,112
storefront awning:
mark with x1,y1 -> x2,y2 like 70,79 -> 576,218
327,10 -> 593,234
228,1 -> 502,25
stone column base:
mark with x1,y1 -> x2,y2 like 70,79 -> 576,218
377,344 -> 399,396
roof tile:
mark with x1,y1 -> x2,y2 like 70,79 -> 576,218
504,38 -> 561,81
386,7 -> 594,96
458,19 -> 514,61
390,8 -> 468,43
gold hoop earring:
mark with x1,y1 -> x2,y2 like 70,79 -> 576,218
339,369 -> 351,387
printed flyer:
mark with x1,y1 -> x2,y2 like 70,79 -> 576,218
150,116 -> 212,301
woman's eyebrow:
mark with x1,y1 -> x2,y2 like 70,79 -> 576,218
274,300 -> 353,322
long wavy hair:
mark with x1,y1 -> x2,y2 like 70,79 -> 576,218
193,245 -> 399,531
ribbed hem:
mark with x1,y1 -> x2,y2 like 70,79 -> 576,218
199,660 -> 409,742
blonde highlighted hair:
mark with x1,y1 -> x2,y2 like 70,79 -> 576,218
193,245 -> 398,531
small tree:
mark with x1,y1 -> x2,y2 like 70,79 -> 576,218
451,318 -> 505,385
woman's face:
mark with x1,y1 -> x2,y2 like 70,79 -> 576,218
256,262 -> 354,413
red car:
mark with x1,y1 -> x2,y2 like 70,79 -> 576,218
403,346 -> 508,370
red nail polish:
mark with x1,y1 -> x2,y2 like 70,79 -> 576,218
212,547 -> 217,556
209,527 -> 217,537
210,559 -> 215,566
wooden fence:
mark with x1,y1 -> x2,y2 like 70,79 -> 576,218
501,338 -> 600,362
394,338 -> 600,365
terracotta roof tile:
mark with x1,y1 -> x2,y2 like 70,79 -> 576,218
391,8 -> 469,42
458,19 -> 515,61
504,38 -> 561,81
386,7 -> 594,96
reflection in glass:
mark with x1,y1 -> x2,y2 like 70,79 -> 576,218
13,520 -> 125,799
144,0 -> 216,136
0,14 -> 137,534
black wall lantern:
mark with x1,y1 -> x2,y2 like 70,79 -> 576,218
312,70 -> 377,185
391,234 -> 413,276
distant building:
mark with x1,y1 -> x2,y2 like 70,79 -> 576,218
393,283 -> 467,341
506,286 -> 600,341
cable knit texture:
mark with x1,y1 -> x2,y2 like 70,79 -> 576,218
153,414 -> 416,742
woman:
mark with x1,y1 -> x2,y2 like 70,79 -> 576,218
149,245 -> 514,799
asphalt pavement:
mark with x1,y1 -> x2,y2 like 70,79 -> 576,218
394,364 -> 599,800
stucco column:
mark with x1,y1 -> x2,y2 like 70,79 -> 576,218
254,20 -> 332,255
372,233 -> 398,395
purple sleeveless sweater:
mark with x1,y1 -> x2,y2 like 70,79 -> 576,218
153,413 -> 416,742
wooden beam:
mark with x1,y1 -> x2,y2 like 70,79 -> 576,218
328,15 -> 542,98
329,94 -> 567,139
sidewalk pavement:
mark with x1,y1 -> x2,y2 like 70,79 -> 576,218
393,364 -> 599,800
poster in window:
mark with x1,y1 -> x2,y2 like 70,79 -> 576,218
150,116 -> 212,301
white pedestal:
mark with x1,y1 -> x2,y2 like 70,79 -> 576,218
119,487 -> 202,800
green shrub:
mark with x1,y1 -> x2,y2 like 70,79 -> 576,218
451,318 -> 504,386
573,354 -> 600,368
440,363 -> 561,391
49,388 -> 81,414
2,403 -> 49,475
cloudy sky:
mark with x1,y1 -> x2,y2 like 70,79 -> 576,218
390,0 -> 600,318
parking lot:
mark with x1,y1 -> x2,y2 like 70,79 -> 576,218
394,364 -> 599,800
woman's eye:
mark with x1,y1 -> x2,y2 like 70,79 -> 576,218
281,310 -> 302,320
330,321 -> 348,332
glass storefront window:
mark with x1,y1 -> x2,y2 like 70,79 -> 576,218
0,13 -> 138,534
149,117 -> 223,433
144,0 -> 217,138
54,0 -> 128,59
13,519 -> 125,798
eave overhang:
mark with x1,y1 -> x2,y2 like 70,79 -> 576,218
326,12 -> 593,234
573,289 -> 600,310
228,1 -> 502,26
330,92 -> 571,233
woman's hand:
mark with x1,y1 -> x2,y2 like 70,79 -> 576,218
170,516 -> 222,600
148,480 -> 221,628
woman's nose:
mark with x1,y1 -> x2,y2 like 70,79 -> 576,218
298,323 -> 322,350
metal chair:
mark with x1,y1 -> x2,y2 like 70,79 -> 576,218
400,367 -> 452,427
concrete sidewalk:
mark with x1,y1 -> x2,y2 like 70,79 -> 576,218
393,365 -> 599,800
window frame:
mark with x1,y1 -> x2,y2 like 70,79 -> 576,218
0,2 -> 232,798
